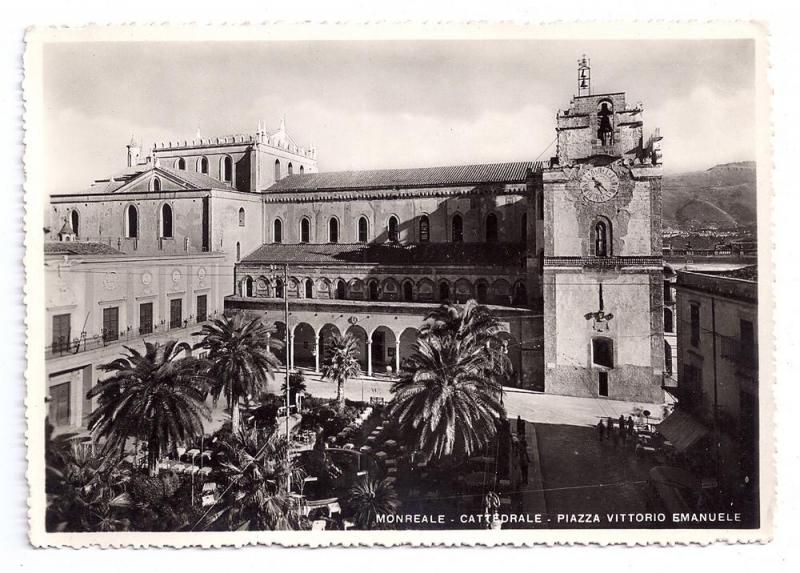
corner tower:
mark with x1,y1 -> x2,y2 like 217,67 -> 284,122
541,58 -> 665,402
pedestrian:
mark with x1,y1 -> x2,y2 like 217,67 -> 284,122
516,415 -> 525,436
618,415 -> 626,442
519,438 -> 531,485
627,416 -> 635,441
596,419 -> 606,441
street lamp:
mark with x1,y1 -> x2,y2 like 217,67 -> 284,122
269,263 -> 291,492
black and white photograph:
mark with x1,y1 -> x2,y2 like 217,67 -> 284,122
23,22 -> 771,546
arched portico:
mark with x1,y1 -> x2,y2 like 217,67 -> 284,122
292,322 -> 316,370
370,326 -> 397,376
319,323 -> 342,373
345,324 -> 369,375
398,327 -> 419,373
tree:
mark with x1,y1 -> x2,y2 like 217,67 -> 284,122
205,426 -> 307,531
320,332 -> 361,411
388,301 -> 509,461
194,313 -> 283,430
87,341 -> 211,476
45,438 -> 132,532
346,477 -> 400,530
280,370 -> 307,407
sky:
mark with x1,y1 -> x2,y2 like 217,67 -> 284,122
42,39 -> 756,194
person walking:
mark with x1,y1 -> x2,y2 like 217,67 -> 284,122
596,419 -> 606,441
618,415 -> 626,443
516,415 -> 525,436
627,416 -> 636,446
519,438 -> 531,485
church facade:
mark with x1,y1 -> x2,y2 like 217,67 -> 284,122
46,60 -> 666,404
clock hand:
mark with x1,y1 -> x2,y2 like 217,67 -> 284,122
592,178 -> 607,193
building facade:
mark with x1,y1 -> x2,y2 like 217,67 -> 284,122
44,241 -> 226,433
674,267 -> 758,512
45,60 -> 667,414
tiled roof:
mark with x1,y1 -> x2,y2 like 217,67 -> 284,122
45,242 -> 124,256
266,161 -> 541,192
709,265 -> 758,281
81,165 -> 233,195
241,242 -> 526,266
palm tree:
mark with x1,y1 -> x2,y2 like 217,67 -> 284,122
388,300 -> 509,461
46,438 -> 132,532
346,477 -> 400,529
194,313 -> 283,430
280,371 -> 307,407
320,332 -> 361,411
87,341 -> 211,476
206,426 -> 307,531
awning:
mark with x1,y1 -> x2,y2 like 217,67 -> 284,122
656,409 -> 710,452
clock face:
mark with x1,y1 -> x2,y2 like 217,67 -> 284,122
580,166 -> 620,202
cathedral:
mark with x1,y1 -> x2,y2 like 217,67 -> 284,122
47,58 -> 666,405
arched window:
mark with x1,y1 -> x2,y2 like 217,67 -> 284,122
236,241 -> 241,262
476,282 -> 488,304
486,213 -> 498,242
387,216 -> 399,242
160,204 -> 173,238
245,276 -> 253,298
368,280 -> 379,301
336,280 -> 346,300
521,213 -> 528,242
198,156 -> 209,174
175,157 -> 186,170
299,165 -> 305,174
300,217 -> 310,243
275,279 -> 284,299
419,215 -> 430,242
664,307 -> 674,333
305,279 -> 313,299
329,218 -> 339,243
70,210 -> 79,238
273,219 -> 283,243
358,216 -> 369,243
222,156 -> 233,183
439,282 -> 451,301
288,162 -> 294,176
452,214 -> 463,242
125,205 -> 138,238
238,208 -> 245,227
592,337 -> 614,369
597,100 -> 614,146
151,176 -> 161,192
274,159 -> 281,181
594,219 -> 611,257
402,281 -> 413,302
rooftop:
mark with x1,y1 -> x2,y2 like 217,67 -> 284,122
265,161 -> 541,193
44,241 -> 124,256
241,242 -> 527,266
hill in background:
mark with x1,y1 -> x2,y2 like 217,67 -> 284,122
662,161 -> 757,229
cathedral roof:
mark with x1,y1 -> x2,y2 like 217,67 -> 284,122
81,165 -> 233,195
241,242 -> 526,267
45,242 -> 124,256
265,161 -> 541,193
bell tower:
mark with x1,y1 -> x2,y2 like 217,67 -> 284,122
541,59 -> 665,403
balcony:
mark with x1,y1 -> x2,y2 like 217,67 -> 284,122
46,313 -> 219,360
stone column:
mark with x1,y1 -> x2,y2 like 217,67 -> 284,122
314,335 -> 320,373
367,337 -> 373,377
394,339 -> 401,374
288,333 -> 295,370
